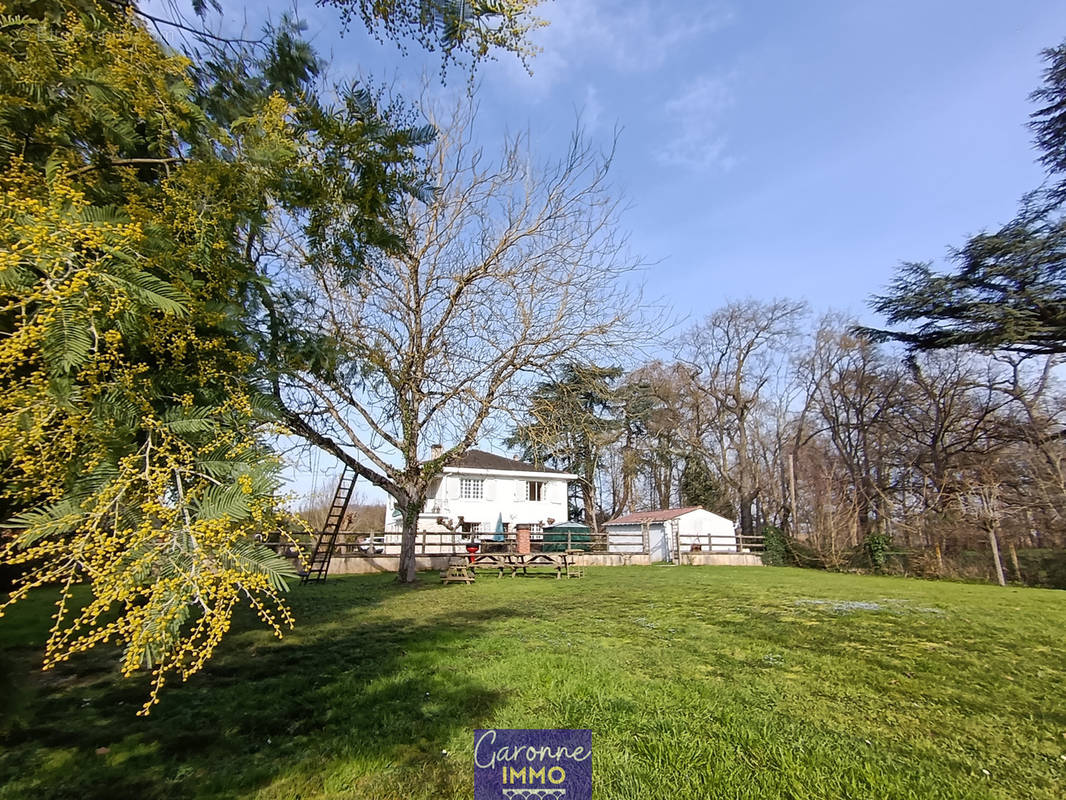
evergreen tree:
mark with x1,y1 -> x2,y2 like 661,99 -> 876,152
508,364 -> 624,530
680,456 -> 734,518
863,40 -> 1066,355
0,0 -> 541,711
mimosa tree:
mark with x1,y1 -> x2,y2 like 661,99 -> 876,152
0,0 -> 542,710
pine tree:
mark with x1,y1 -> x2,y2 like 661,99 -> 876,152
863,39 -> 1066,355
508,365 -> 624,530
680,455 -> 735,518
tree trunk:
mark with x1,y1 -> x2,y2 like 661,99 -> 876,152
987,525 -> 1006,587
857,482 -> 873,539
787,452 -> 798,537
739,491 -> 757,539
582,478 -> 598,534
1008,541 -> 1023,584
397,501 -> 421,584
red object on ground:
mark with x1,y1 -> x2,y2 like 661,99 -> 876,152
466,544 -> 479,564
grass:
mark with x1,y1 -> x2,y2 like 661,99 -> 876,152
1,566 -> 1064,799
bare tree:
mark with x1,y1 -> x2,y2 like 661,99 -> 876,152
888,350 -> 1013,555
611,362 -> 688,512
518,303 -> 1066,584
275,100 -> 642,582
995,353 -> 1066,530
958,463 -> 1011,586
796,316 -> 903,540
679,299 -> 808,538
796,438 -> 864,568
297,486 -> 385,534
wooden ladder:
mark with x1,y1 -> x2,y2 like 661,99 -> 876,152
301,468 -> 356,584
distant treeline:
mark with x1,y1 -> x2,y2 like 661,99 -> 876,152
510,301 -> 1066,588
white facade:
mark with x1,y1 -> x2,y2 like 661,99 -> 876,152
605,508 -> 739,563
384,460 -> 575,536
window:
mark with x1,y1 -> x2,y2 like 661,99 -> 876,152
526,481 -> 544,502
460,478 -> 483,500
461,521 -> 481,534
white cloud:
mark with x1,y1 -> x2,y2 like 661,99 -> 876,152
656,74 -> 737,171
506,0 -> 733,92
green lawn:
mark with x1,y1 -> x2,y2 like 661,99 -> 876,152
1,566 -> 1063,799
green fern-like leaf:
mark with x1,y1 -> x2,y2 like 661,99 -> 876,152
100,258 -> 188,316
42,297 -> 92,374
223,539 -> 298,591
196,483 -> 252,521
8,498 -> 85,547
161,406 -> 219,435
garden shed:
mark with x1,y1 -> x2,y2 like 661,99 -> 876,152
605,507 -> 739,563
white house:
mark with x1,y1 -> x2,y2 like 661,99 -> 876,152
605,506 -> 739,563
383,450 -> 576,542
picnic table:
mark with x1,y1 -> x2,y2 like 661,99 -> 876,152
442,552 -> 583,581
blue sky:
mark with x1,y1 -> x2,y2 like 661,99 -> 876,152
165,0 -> 1066,497
306,0 -> 1066,322
185,0 -> 1066,323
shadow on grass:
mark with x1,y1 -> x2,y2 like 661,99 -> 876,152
0,575 -> 512,800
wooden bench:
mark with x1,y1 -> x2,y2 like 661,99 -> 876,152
441,554 -> 583,582
440,562 -> 475,584
467,553 -> 515,577
508,553 -> 572,579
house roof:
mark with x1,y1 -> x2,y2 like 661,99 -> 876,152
605,506 -> 703,525
452,449 -> 569,475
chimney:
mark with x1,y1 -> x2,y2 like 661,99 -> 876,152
430,443 -> 443,460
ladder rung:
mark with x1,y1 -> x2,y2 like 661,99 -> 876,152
301,468 -> 354,585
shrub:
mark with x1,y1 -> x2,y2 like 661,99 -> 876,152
863,532 -> 893,572
761,525 -> 791,566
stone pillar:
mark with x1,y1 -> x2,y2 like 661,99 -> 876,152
516,525 -> 531,554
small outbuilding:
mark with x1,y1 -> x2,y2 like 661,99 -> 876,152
605,506 -> 739,563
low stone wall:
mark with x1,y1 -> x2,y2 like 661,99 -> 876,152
569,553 -> 652,567
328,555 -> 451,574
325,550 -> 763,574
681,552 -> 764,567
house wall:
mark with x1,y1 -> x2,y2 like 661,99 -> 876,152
605,523 -> 646,554
676,510 -> 739,553
383,469 -> 570,534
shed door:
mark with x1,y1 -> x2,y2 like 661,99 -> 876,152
648,523 -> 670,563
